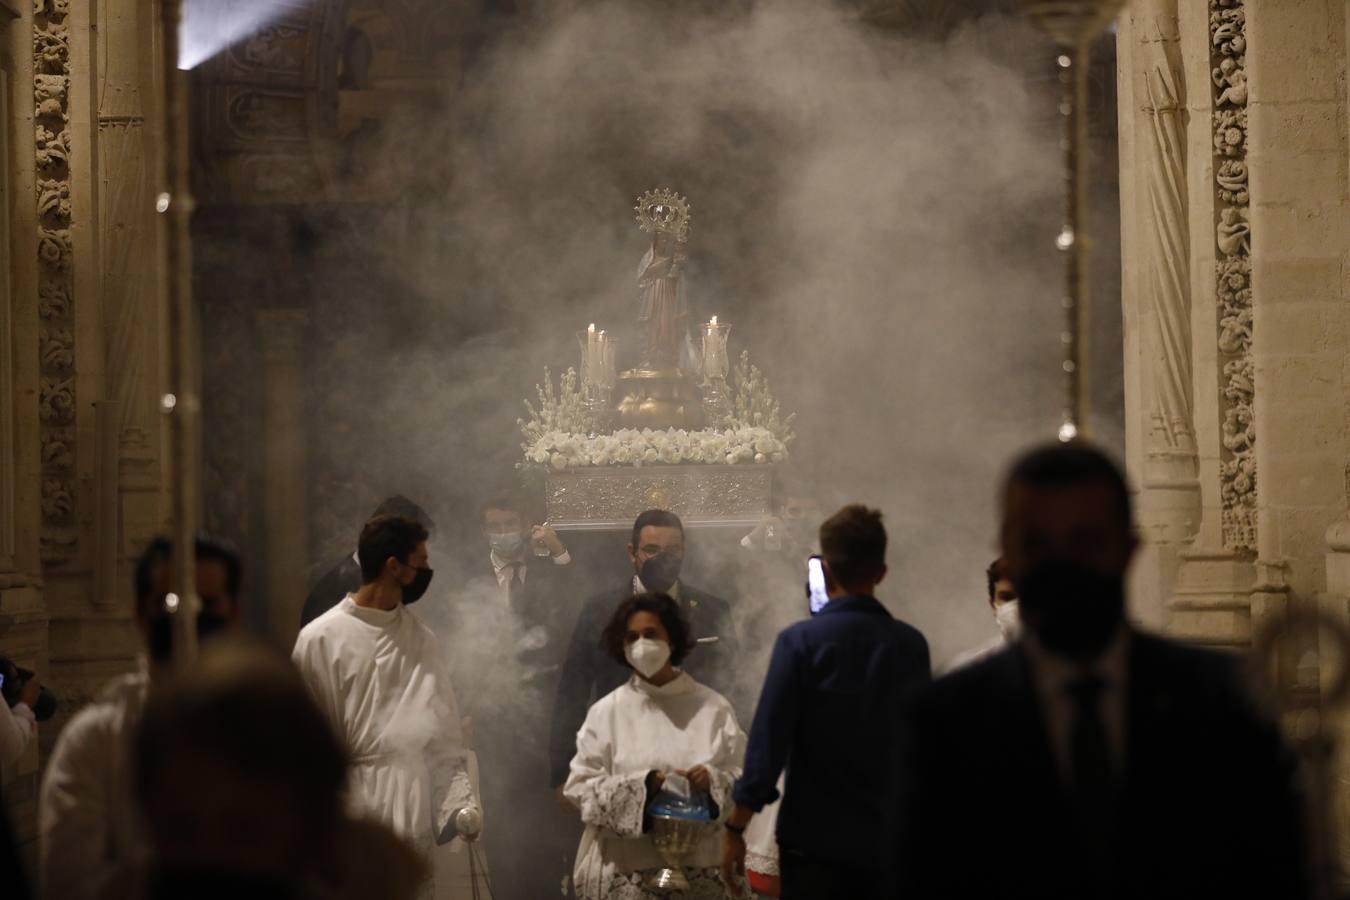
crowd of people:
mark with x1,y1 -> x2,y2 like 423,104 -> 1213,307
0,441 -> 1314,899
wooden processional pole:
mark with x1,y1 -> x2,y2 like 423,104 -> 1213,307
156,0 -> 202,666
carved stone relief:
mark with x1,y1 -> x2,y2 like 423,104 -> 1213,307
1140,8 -> 1194,454
34,0 -> 77,565
1210,0 -> 1255,552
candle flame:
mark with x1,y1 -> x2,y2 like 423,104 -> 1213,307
588,323 -> 596,333
710,315 -> 718,326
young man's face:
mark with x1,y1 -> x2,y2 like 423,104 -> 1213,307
399,541 -> 430,582
629,525 -> 684,571
989,577 -> 1018,610
482,508 -> 526,539
1001,481 -> 1135,585
139,558 -> 238,624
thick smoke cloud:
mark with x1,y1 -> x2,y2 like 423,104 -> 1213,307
301,0 -> 1121,663
192,0 -> 1126,879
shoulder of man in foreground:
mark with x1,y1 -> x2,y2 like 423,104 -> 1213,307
51,679 -> 137,751
41,670 -> 144,795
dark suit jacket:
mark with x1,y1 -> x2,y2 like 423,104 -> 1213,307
458,554 -> 582,698
897,631 -> 1309,900
548,580 -> 737,787
299,554 -> 362,628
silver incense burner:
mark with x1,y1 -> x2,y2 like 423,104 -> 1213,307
647,814 -> 714,893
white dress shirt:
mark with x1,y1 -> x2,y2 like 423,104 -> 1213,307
491,548 -> 571,589
632,575 -> 683,604
1023,628 -> 1129,780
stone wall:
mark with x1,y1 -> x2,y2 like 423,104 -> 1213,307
1120,0 -> 1350,878
0,0 -> 166,854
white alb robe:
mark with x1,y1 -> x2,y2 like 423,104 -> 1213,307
565,671 -> 745,900
743,778 -> 783,891
293,596 -> 476,857
38,669 -> 148,900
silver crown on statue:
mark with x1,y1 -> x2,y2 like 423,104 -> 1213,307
647,814 -> 713,893
635,188 -> 692,243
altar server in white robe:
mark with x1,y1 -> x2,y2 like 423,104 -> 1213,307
293,513 -> 479,895
566,591 -> 746,900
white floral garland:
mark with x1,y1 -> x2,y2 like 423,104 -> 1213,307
524,426 -> 788,470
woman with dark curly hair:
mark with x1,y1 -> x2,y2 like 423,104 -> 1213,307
564,592 -> 746,899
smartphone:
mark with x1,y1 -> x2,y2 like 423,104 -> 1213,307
807,555 -> 830,615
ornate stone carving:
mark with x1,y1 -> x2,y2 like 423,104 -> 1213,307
34,0 -> 76,564
1210,0 -> 1254,551
544,466 -> 773,528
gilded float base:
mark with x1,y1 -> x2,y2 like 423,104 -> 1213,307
614,368 -> 705,431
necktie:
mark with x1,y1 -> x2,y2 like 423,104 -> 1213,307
1066,674 -> 1118,894
505,563 -> 524,608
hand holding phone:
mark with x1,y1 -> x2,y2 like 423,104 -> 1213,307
807,555 -> 830,615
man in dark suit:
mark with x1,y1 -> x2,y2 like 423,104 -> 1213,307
299,495 -> 434,627
896,441 -> 1309,900
548,508 -> 738,791
720,504 -> 930,900
430,492 -> 577,900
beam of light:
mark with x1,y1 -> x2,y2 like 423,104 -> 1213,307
178,0 -> 310,71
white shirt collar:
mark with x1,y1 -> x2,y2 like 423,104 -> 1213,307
491,549 -> 527,578
629,670 -> 692,698
632,574 -> 681,601
1023,626 -> 1130,695
340,593 -> 402,626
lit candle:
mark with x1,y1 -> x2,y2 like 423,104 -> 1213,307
597,330 -> 615,389
586,323 -> 598,386
702,316 -> 728,381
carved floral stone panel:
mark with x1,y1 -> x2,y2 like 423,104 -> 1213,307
1210,0 -> 1255,552
34,0 -> 76,564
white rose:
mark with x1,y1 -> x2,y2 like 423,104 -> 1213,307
549,452 -> 568,471
530,448 -> 550,465
643,448 -> 659,464
754,452 -> 767,464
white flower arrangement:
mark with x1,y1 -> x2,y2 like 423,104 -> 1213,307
523,426 -> 788,471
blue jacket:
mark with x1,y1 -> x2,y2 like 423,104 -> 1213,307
733,594 -> 930,869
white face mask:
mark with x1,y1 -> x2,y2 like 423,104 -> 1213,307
994,599 -> 1022,641
625,638 -> 671,679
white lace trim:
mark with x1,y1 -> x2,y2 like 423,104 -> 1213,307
745,850 -> 779,877
595,865 -> 732,899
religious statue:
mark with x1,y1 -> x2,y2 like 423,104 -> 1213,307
634,189 -> 691,370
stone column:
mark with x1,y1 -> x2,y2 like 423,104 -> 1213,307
1117,0 -> 1255,645
257,308 -> 309,647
